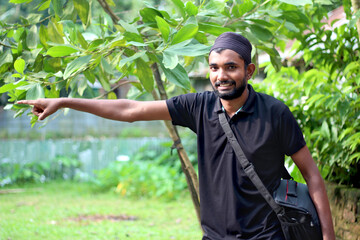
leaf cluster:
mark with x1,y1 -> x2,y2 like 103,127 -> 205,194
253,0 -> 360,186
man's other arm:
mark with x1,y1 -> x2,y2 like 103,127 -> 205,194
291,146 -> 335,240
16,98 -> 172,122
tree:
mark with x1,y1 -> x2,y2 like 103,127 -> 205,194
1,0 -> 356,225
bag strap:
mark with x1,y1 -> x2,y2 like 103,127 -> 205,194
218,112 -> 284,215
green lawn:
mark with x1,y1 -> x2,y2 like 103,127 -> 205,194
0,182 -> 202,240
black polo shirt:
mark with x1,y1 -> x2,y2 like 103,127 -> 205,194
166,84 -> 306,240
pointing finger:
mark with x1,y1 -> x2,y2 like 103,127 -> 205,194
16,100 -> 37,105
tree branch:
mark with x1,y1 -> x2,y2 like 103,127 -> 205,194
95,79 -> 139,99
0,41 -> 13,49
97,0 -> 120,23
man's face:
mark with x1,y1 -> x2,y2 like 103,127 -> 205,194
209,49 -> 248,100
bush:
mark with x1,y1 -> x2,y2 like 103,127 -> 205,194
92,133 -> 198,200
0,155 -> 81,186
252,2 -> 359,187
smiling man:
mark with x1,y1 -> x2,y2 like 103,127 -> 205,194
17,32 -> 335,240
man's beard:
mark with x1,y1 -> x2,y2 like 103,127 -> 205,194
213,78 -> 247,100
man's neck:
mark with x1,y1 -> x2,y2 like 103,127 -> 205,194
220,88 -> 249,118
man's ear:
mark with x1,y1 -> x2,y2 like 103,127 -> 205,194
246,63 -> 256,80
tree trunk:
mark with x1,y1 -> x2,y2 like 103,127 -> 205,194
151,63 -> 201,224
351,0 -> 360,40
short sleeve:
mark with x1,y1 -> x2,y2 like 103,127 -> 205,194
278,106 -> 306,156
166,93 -> 198,132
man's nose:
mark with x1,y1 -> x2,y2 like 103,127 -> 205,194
217,68 -> 228,81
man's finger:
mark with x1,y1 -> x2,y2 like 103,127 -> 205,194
16,100 -> 37,105
39,109 -> 50,121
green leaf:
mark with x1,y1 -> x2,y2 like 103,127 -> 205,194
140,8 -> 162,23
76,30 -> 88,49
39,24 -> 49,47
84,70 -> 96,84
119,20 -> 139,34
52,0 -> 63,16
172,24 -> 198,45
63,55 -> 92,79
101,57 -> 113,75
47,18 -> 64,44
155,16 -> 170,42
256,46 -> 279,57
248,25 -> 273,42
159,59 -> 190,90
135,58 -> 154,92
9,0 -> 31,3
12,73 -> 22,78
74,0 -> 91,27
320,121 -> 331,140
0,49 -> 14,71
185,1 -> 198,16
270,56 -> 282,72
14,58 -> 26,75
198,22 -> 232,36
26,25 -> 39,49
46,45 -> 79,57
170,0 -> 186,18
162,51 -> 178,69
119,51 -> 146,67
77,77 -> 88,96
166,43 -> 211,57
232,0 -> 253,18
98,68 -> 111,92
279,0 -> 312,5
0,81 -> 28,94
37,0 -> 51,11
107,92 -> 117,99
26,83 -> 45,100
105,0 -> 115,6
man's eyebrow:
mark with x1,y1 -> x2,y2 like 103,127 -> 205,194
224,61 -> 238,65
209,62 -> 238,66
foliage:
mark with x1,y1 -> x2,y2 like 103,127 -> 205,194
93,160 -> 188,200
0,0 -> 333,117
0,155 -> 81,186
253,0 -> 360,187
92,133 -> 198,200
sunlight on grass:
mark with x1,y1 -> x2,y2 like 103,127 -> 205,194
0,182 -> 202,240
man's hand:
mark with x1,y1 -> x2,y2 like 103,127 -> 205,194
17,99 -> 62,120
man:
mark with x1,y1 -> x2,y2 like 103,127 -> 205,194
17,32 -> 335,240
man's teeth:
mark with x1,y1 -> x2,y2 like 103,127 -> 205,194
220,83 -> 231,86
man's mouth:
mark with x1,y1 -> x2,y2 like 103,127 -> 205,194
215,80 -> 235,88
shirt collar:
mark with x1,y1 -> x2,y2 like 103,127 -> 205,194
214,84 -> 256,115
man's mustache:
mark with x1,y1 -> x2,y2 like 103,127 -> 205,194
214,80 -> 236,87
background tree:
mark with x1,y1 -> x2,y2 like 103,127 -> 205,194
1,0 -> 358,225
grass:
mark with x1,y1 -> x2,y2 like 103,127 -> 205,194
0,182 -> 202,240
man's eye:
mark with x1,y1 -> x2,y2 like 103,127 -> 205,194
228,65 -> 237,70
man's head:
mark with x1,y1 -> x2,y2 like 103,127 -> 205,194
210,32 -> 252,66
208,32 -> 255,100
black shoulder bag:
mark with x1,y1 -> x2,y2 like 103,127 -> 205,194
218,112 -> 323,240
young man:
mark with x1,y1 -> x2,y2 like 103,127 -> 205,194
18,32 -> 335,240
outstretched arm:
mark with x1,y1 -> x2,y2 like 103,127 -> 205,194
291,146 -> 335,240
17,98 -> 172,122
